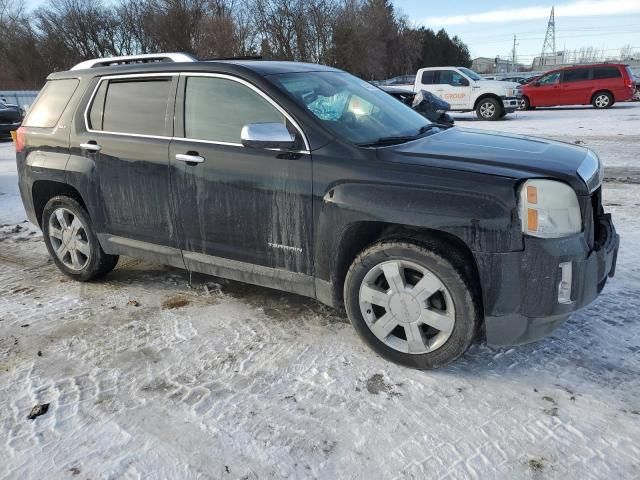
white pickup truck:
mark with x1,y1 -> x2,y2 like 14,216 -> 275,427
413,67 -> 522,120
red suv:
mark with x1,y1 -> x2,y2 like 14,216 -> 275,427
521,63 -> 635,110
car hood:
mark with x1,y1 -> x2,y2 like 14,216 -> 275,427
0,105 -> 23,122
379,127 -> 593,194
477,80 -> 520,90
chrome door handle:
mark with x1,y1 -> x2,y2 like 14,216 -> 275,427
80,143 -> 101,152
176,153 -> 205,164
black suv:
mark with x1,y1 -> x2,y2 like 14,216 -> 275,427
16,54 -> 619,369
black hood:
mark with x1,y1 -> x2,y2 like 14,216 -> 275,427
379,127 -> 592,194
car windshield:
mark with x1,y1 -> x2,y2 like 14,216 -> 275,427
270,71 -> 431,146
459,68 -> 482,81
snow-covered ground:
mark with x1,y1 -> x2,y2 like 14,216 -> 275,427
1,104 -> 639,479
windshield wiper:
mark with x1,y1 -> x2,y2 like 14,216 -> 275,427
357,124 -> 441,147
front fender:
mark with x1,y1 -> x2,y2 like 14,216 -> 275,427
314,171 -> 523,285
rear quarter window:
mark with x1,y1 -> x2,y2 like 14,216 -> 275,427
23,79 -> 79,128
592,67 -> 622,80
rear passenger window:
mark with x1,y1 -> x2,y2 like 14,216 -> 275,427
562,68 -> 589,83
184,76 -> 285,144
89,78 -> 172,136
592,67 -> 621,80
24,79 -> 79,128
421,71 -> 435,85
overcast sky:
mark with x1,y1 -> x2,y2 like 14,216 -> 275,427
395,0 -> 640,62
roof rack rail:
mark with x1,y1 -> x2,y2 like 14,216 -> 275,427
70,53 -> 197,71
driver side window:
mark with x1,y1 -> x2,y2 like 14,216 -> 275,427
184,76 -> 286,144
538,72 -> 560,85
439,71 -> 468,87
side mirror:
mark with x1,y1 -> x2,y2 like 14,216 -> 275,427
533,81 -> 541,87
460,78 -> 469,87
241,122 -> 296,150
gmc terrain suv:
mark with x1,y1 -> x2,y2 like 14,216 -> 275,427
16,53 -> 619,369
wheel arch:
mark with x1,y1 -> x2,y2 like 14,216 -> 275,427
591,89 -> 613,103
473,93 -> 502,110
329,221 -> 483,313
32,180 -> 87,227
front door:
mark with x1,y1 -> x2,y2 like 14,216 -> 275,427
169,73 -> 313,275
72,74 -> 178,248
432,70 -> 470,109
531,71 -> 561,106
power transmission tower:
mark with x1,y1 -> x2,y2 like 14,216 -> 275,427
540,6 -> 556,66
511,35 -> 518,72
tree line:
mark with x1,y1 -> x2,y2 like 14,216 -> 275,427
0,0 -> 471,89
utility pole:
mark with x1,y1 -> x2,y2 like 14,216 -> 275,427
540,6 -> 556,66
511,35 -> 518,72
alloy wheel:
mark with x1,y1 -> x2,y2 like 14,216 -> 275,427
48,207 -> 91,271
358,259 -> 456,354
594,94 -> 610,108
479,102 -> 496,118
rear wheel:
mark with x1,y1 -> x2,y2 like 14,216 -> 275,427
344,241 -> 480,369
476,98 -> 502,120
42,196 -> 119,281
592,91 -> 613,109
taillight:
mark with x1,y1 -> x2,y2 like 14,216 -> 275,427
15,127 -> 25,153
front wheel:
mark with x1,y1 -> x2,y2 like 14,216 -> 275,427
519,96 -> 532,110
344,241 -> 480,369
42,195 -> 119,281
476,98 -> 503,120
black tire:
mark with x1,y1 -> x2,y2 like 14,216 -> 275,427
592,91 -> 613,109
42,195 -> 119,281
475,97 -> 503,120
344,241 -> 480,369
519,96 -> 531,111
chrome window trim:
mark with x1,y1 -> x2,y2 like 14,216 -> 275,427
82,71 -> 311,154
181,72 -> 310,152
83,72 -> 178,139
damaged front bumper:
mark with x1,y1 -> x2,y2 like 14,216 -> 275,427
477,213 -> 619,346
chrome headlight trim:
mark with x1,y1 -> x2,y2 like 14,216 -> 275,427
577,150 -> 603,193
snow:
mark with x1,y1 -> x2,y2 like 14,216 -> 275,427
1,104 -> 640,479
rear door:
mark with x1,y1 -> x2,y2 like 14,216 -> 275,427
71,74 -> 179,249
169,73 -> 313,274
560,67 -> 591,105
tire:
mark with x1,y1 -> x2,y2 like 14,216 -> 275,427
475,97 -> 503,120
344,241 -> 480,369
519,96 -> 531,110
42,195 -> 119,281
592,91 -> 613,109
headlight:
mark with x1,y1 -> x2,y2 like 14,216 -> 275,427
519,179 -> 582,238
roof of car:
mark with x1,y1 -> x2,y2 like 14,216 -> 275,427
49,59 -> 342,80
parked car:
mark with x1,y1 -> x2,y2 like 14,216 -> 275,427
521,63 -> 635,110
0,100 -> 23,137
380,86 -> 455,126
414,66 -> 522,120
633,75 -> 640,101
16,54 -> 618,369
378,74 -> 416,87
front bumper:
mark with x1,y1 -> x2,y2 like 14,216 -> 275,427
501,96 -> 520,113
477,214 -> 619,346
